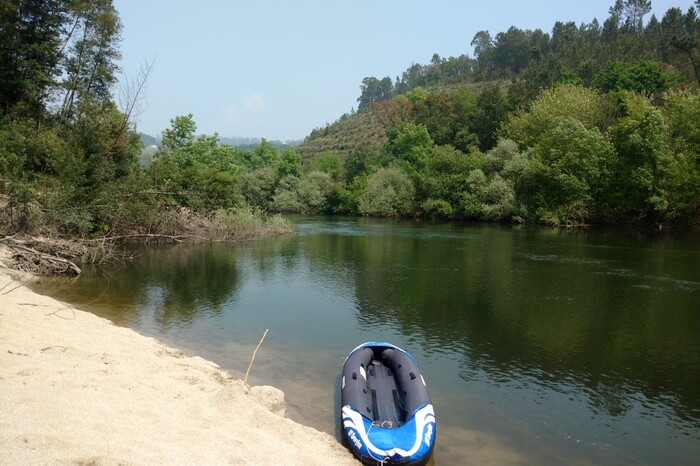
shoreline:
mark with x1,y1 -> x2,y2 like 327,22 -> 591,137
0,250 -> 356,465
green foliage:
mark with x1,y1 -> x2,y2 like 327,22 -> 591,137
307,151 -> 345,181
516,117 -> 615,224
384,123 -> 435,171
421,198 -> 454,218
458,169 -> 517,221
358,76 -> 394,111
161,114 -> 197,149
295,1 -> 699,227
150,114 -> 240,212
0,116 -> 70,177
501,84 -> 611,148
3,0 -> 700,233
556,71 -> 585,86
359,168 -> 416,217
483,139 -> 520,174
333,174 -> 369,215
661,91 -> 700,222
0,0 -> 65,117
241,167 -> 277,210
206,206 -> 293,240
411,88 -> 475,146
473,84 -> 510,151
405,87 -> 429,103
421,145 -> 483,217
271,170 -> 337,214
594,60 -> 677,94
60,0 -> 123,119
343,143 -> 376,182
277,148 -> 302,180
272,175 -> 304,213
608,97 -> 672,219
0,2 -> 286,241
238,138 -> 278,170
37,100 -> 150,235
482,174 -> 516,221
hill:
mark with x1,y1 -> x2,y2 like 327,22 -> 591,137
299,109 -> 386,159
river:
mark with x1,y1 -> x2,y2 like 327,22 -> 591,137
31,216 -> 700,465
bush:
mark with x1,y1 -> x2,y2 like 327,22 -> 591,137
421,198 -> 454,218
515,117 -> 615,224
501,84 -> 611,148
359,167 -> 415,217
207,206 -> 293,240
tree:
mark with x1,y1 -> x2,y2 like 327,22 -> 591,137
60,0 -> 122,119
411,89 -> 474,146
517,117 -> 615,225
307,151 -> 345,181
152,115 -> 240,211
357,76 -> 393,111
359,167 -> 415,217
241,167 -> 277,210
421,145 -> 483,217
483,139 -> 520,175
671,34 -> 700,86
492,27 -> 533,76
371,96 -> 413,130
238,138 -> 277,169
0,0 -> 66,117
501,84 -> 610,148
161,114 -> 196,150
404,86 -> 428,104
473,84 -> 509,151
277,148 -> 302,180
661,91 -> 700,222
471,30 -> 494,78
609,97 -> 672,220
594,60 -> 676,94
383,123 -> 434,173
344,143 -> 376,182
623,0 -> 652,33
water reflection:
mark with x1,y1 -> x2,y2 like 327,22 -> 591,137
334,223 -> 700,427
34,244 -> 242,330
32,218 -> 700,464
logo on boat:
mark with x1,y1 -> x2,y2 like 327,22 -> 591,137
348,429 -> 363,450
424,423 -> 434,447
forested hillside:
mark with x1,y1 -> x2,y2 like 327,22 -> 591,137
298,0 -> 700,226
1,0 -> 699,237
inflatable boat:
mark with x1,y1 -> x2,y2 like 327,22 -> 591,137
341,342 -> 436,465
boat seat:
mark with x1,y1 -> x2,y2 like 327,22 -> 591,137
367,359 -> 405,427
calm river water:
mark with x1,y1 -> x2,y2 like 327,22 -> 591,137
32,217 -> 700,465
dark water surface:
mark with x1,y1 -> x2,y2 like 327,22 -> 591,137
32,217 -> 700,464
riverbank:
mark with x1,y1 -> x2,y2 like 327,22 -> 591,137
0,248 -> 356,465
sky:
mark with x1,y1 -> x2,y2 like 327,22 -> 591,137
113,0 -> 695,141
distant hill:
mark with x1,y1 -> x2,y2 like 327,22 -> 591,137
139,132 -> 158,147
220,137 -> 302,150
138,132 -> 300,150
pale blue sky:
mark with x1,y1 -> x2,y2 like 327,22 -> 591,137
113,0 -> 694,141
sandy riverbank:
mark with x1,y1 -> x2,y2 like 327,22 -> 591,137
0,250 -> 357,465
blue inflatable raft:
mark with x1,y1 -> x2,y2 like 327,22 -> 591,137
341,342 -> 436,465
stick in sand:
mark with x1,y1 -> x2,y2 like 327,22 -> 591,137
244,328 -> 269,384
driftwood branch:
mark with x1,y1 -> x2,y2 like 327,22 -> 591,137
244,328 -> 269,384
86,233 -> 191,243
0,238 -> 82,275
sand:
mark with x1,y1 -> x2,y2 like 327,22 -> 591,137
0,250 -> 357,465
